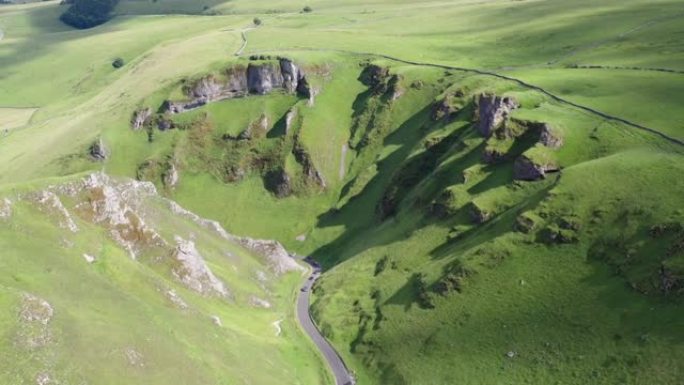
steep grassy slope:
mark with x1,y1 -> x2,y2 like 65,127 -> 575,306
0,173 -> 328,385
298,62 -> 684,384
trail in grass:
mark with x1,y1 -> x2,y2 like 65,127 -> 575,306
272,319 -> 283,337
234,27 -> 255,56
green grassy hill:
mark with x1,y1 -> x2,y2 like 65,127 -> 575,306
0,0 -> 683,383
0,172 -> 328,384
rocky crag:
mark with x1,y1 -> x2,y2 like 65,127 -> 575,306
160,58 -> 311,115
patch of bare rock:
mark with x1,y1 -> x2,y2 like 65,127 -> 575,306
171,236 -> 230,297
237,237 -> 305,275
131,107 -> 152,130
476,93 -> 519,137
164,289 -> 189,309
210,315 -> 222,327
248,295 -> 272,309
17,293 -> 54,349
35,372 -> 55,385
89,137 -> 109,161
0,197 -> 12,219
31,191 -> 79,233
513,154 -> 560,181
124,347 -> 145,368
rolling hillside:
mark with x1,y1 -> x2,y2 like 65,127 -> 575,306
0,0 -> 682,384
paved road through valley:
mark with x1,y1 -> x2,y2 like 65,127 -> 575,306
297,259 -> 355,385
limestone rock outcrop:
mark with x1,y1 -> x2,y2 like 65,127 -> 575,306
162,58 -> 311,114
0,198 -> 11,219
285,108 -> 298,135
247,62 -> 284,94
263,169 -> 292,198
476,93 -> 519,137
513,154 -> 560,181
237,237 -> 304,275
171,236 -> 230,297
432,98 -> 457,121
163,163 -> 179,189
539,124 -> 564,149
468,202 -> 491,224
89,137 -> 109,161
131,108 -> 152,130
239,114 -> 270,140
293,138 -> 326,188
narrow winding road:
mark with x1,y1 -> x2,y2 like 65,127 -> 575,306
297,259 -> 355,385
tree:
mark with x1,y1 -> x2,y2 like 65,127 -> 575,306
302,5 -> 313,13
112,57 -> 125,68
253,17 -> 262,26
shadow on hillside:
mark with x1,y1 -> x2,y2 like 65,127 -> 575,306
379,254 -> 684,378
309,104 -> 435,267
0,4 -> 119,93
402,136 -> 483,209
309,105 -> 507,269
430,176 -> 557,259
266,109 -> 289,138
384,273 -> 421,311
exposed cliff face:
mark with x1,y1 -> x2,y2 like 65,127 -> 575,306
263,169 -> 292,198
162,58 -> 311,114
247,62 -> 284,95
539,124 -> 564,148
476,93 -> 519,137
513,154 -> 560,180
89,137 -> 109,161
280,58 -> 300,93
